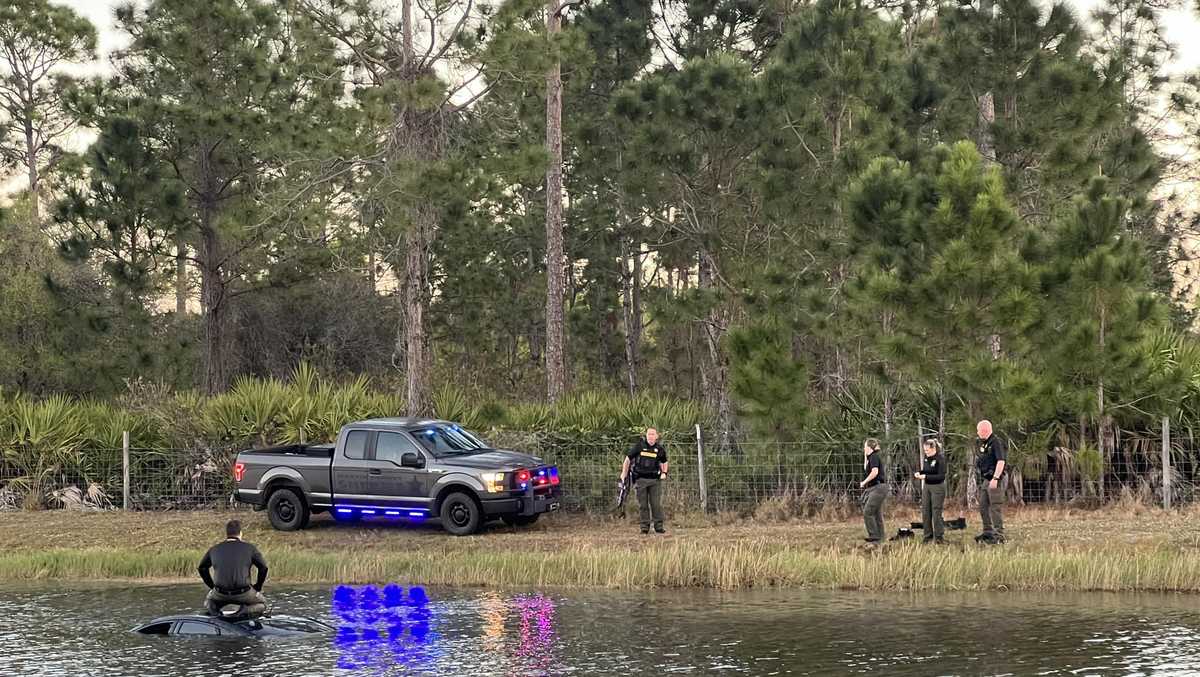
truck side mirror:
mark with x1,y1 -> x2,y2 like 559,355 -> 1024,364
400,452 -> 424,469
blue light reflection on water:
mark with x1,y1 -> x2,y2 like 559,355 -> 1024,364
331,584 -> 438,672
330,585 -> 561,674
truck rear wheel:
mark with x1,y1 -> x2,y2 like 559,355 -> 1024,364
439,492 -> 482,536
267,488 -> 310,531
501,514 -> 539,528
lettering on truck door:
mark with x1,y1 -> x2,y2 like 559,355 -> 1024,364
372,432 -> 433,512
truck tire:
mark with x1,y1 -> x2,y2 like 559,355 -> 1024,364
501,514 -> 539,528
439,492 -> 482,536
267,488 -> 310,531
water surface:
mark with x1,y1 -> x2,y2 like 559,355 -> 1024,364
2,583 -> 1200,675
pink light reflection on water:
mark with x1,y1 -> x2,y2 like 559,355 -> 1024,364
512,593 -> 558,674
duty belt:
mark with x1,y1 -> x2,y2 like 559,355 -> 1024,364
217,586 -> 251,595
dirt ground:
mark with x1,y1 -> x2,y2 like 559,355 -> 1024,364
4,502 -> 1198,557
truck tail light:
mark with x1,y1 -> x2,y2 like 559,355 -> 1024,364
515,469 -> 531,484
550,467 -> 560,486
233,462 -> 245,482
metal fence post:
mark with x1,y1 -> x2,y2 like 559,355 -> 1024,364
695,424 -> 708,513
122,430 -> 131,511
1162,416 -> 1171,510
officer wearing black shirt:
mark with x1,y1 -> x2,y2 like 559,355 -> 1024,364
621,427 -> 669,534
859,438 -> 886,543
975,420 -> 1007,544
198,519 -> 269,615
914,438 -> 947,543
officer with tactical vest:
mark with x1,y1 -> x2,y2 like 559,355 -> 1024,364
621,427 -> 669,534
975,419 -> 1008,544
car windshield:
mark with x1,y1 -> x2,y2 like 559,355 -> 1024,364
411,425 -> 490,458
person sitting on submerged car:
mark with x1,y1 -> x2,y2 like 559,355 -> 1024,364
198,519 -> 268,617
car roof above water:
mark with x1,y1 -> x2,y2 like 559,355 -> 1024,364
132,614 -> 333,637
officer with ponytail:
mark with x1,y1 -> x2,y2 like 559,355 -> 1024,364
860,438 -> 886,543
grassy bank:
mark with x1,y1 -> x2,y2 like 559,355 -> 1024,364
4,505 -> 1200,592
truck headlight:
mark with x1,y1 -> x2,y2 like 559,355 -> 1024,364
482,472 -> 506,493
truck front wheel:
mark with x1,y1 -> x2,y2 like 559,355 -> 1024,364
439,492 -> 482,536
267,488 -> 310,531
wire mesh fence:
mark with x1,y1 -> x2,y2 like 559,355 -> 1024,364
0,425 -> 1196,513
0,447 -> 237,511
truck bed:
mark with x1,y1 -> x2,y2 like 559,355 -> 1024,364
240,443 -> 334,458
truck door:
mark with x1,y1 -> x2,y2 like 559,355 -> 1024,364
370,432 -> 435,513
331,429 -> 372,508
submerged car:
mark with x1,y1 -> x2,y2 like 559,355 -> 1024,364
132,614 -> 335,638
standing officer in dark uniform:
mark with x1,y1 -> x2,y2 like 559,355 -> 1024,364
974,420 -> 1007,544
198,519 -> 269,616
621,427 -> 669,534
914,438 -> 947,543
859,438 -> 886,543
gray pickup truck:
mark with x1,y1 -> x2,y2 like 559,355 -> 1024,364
233,418 -> 561,535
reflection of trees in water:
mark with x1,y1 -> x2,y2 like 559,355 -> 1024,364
331,584 -> 435,672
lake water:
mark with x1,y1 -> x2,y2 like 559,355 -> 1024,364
2,583 -> 1200,675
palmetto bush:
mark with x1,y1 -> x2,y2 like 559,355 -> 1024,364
0,395 -> 89,509
5,364 -> 1195,512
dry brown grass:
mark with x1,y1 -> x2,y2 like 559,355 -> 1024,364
2,504 -> 1199,590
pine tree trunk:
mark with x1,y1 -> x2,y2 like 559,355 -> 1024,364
402,213 -> 431,416
977,0 -> 997,165
1078,414 -> 1089,499
698,251 -> 734,454
544,0 -> 568,403
389,0 -> 442,417
1097,303 -> 1107,502
622,239 -> 642,397
175,239 -> 188,315
883,388 -> 893,439
966,401 -> 981,508
937,387 -> 946,447
199,204 -> 230,395
24,117 -> 39,222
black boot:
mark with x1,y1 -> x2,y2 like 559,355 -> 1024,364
654,524 -> 666,534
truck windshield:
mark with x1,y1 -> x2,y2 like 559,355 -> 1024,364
411,425 -> 489,458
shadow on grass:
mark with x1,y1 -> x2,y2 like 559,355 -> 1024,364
302,512 -> 553,537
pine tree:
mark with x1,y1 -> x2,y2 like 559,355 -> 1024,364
846,141 -> 1045,493
0,0 -> 96,221
927,0 -> 1129,218
613,54 -> 766,451
297,0 -> 496,415
1038,177 -> 1163,498
75,0 -> 344,394
756,0 -> 933,418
